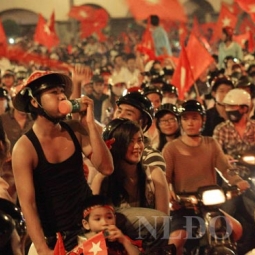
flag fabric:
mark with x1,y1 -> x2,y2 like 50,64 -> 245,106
247,30 -> 255,53
54,233 -> 66,255
178,23 -> 188,45
83,231 -> 107,255
0,19 -> 7,57
235,0 -> 255,22
136,23 -> 156,61
186,33 -> 214,83
223,2 -> 241,17
68,5 -> 95,21
69,6 -> 108,40
233,32 -> 249,49
191,17 -> 201,37
34,13 -> 59,50
80,8 -> 108,41
239,16 -> 255,34
126,0 -> 187,22
171,45 -> 194,100
48,11 -> 56,34
234,31 -> 254,53
212,4 -> 238,41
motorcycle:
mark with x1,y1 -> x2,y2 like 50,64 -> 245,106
174,184 -> 241,255
0,198 -> 27,255
227,152 -> 255,254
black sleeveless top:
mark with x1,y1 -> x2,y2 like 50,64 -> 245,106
25,121 -> 92,237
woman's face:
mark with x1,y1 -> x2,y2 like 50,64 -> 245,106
158,113 -> 179,136
125,131 -> 144,164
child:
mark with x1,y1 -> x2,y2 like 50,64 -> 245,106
70,195 -> 141,255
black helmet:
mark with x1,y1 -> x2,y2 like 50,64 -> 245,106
0,211 -> 14,248
161,83 -> 179,97
0,87 -> 9,100
163,67 -> 174,76
180,100 -> 206,116
116,91 -> 153,132
155,103 -> 179,119
102,118 -> 130,141
142,84 -> 163,99
236,75 -> 255,97
236,75 -> 254,88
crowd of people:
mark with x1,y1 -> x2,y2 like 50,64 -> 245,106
1,13 -> 255,255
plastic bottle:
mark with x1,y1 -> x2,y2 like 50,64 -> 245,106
58,99 -> 87,115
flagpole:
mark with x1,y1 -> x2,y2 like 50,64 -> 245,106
184,37 -> 200,100
69,0 -> 78,44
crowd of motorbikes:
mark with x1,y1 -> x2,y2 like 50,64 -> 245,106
1,151 -> 255,255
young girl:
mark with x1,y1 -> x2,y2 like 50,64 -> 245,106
71,194 -> 141,255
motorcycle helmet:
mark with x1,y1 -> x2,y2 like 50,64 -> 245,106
180,100 -> 206,133
161,83 -> 179,97
13,70 -> 72,113
142,84 -> 163,100
223,88 -> 251,107
155,103 -> 179,119
235,75 -> 255,98
102,118 -> 133,141
0,211 -> 14,248
116,91 -> 153,132
180,100 -> 206,116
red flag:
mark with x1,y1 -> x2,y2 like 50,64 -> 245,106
34,13 -> 59,50
126,0 -> 187,22
191,17 -> 201,37
0,19 -> 7,57
178,23 -> 188,45
80,8 -> 108,41
233,32 -> 249,49
239,17 -> 255,34
161,20 -> 178,33
136,24 -> 156,61
171,45 -> 194,100
83,231 -> 107,255
186,33 -> 214,82
213,4 -> 238,41
235,0 -> 255,22
48,11 -> 56,33
54,233 -> 65,255
68,5 -> 95,21
248,30 -> 255,53
223,2 -> 241,17
200,22 -> 216,36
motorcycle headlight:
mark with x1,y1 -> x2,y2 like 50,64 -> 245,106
199,186 -> 226,206
242,155 -> 255,165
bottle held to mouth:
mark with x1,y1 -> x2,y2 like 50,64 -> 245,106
58,98 -> 87,114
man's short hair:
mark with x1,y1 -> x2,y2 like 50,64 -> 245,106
150,15 -> 160,26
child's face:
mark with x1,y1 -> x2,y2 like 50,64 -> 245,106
83,207 -> 116,233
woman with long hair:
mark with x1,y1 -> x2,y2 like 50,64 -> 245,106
91,118 -> 169,214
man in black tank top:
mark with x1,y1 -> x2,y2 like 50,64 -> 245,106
11,70 -> 114,254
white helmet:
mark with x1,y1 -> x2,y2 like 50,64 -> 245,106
223,88 -> 251,107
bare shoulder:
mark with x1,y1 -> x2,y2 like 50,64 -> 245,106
12,135 -> 37,168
